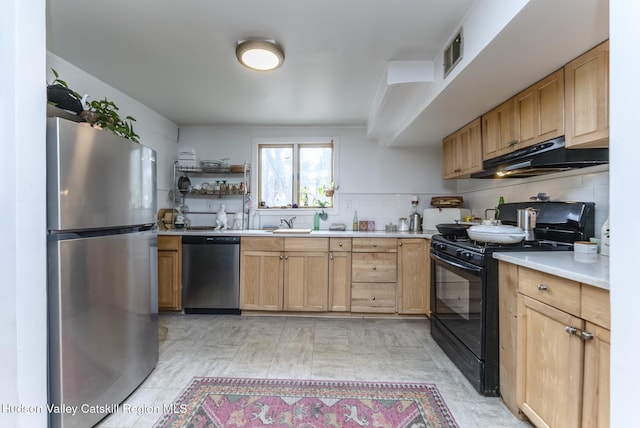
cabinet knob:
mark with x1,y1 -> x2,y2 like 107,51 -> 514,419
398,242 -> 403,246
537,284 -> 548,291
339,242 -> 343,247
284,255 -> 288,260
373,243 -> 377,248
330,255 -> 334,260
581,331 -> 594,341
508,139 -> 519,147
565,326 -> 578,335
372,296 -> 376,301
372,266 -> 377,271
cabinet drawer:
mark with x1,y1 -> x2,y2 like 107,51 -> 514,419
352,253 -> 397,282
351,282 -> 396,313
330,237 -> 352,252
285,237 -> 328,252
519,267 -> 580,315
581,285 -> 610,329
241,237 -> 284,252
158,235 -> 181,251
352,238 -> 397,252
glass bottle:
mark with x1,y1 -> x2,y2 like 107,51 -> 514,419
353,210 -> 359,231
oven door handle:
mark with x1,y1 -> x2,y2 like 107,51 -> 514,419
431,251 -> 483,274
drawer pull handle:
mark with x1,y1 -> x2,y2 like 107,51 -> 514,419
581,331 -> 594,341
537,284 -> 548,291
565,326 -> 578,335
372,266 -> 377,270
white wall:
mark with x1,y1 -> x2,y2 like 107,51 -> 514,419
176,125 -> 456,229
610,3 -> 640,426
46,53 -> 180,204
0,0 -> 48,426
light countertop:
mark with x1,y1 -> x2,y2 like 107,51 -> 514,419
493,252 -> 610,290
159,228 -> 437,239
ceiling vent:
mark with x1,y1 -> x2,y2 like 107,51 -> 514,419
443,29 -> 463,78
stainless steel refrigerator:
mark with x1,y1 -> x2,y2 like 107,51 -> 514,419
46,117 -> 158,428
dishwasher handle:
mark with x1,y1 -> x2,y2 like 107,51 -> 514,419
182,235 -> 240,245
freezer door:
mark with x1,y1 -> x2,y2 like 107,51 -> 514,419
47,117 -> 157,231
48,230 -> 158,428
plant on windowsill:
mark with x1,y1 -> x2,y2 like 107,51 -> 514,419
318,183 -> 339,197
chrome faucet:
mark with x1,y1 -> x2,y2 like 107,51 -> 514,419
280,216 -> 296,229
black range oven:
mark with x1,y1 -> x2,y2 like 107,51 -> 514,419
429,201 -> 595,396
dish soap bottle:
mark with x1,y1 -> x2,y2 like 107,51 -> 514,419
314,212 -> 320,230
353,210 -> 359,231
600,217 -> 610,256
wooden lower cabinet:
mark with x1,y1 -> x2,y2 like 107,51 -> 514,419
517,295 -> 584,428
582,322 -> 610,428
158,235 -> 182,311
511,265 -> 610,428
328,238 -> 352,312
240,237 -> 329,312
397,238 -> 429,314
351,238 -> 397,313
351,282 -> 396,313
240,237 -> 284,311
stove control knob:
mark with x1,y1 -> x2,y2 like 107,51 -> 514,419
436,243 -> 447,251
463,252 -> 474,260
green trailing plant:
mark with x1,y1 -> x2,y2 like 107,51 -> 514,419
48,68 -> 140,143
82,98 -> 140,143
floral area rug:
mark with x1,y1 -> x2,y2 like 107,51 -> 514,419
154,377 -> 458,427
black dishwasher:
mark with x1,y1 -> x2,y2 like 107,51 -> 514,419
181,235 -> 240,314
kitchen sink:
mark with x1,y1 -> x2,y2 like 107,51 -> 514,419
272,228 -> 313,234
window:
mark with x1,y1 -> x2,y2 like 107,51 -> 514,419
258,140 -> 335,209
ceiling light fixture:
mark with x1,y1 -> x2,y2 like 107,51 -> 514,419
236,40 -> 285,71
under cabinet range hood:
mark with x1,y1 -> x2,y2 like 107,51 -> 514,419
471,137 -> 608,178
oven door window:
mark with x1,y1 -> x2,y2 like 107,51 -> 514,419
431,253 -> 484,357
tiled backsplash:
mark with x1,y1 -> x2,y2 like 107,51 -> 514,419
457,165 -> 610,238
166,165 -> 609,238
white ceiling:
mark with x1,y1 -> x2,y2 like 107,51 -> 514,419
46,0 -> 608,147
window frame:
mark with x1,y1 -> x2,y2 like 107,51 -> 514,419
253,137 -> 338,213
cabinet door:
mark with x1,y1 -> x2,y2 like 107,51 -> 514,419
329,251 -> 351,312
240,250 -> 283,311
158,250 -> 181,310
442,118 -> 482,179
515,69 -> 564,148
442,133 -> 460,179
158,236 -> 181,311
459,118 -> 483,175
283,252 -> 328,311
517,295 -> 584,428
482,98 -> 516,160
565,40 -> 609,148
397,239 -> 428,314
582,322 -> 610,428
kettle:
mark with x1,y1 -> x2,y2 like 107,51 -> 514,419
517,207 -> 537,241
410,212 -> 422,232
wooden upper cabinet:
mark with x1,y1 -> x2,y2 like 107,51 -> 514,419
442,117 -> 482,179
565,40 -> 609,148
515,69 -> 564,148
482,99 -> 517,160
483,69 -> 564,161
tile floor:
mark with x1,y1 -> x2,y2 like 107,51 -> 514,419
97,314 -> 531,427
